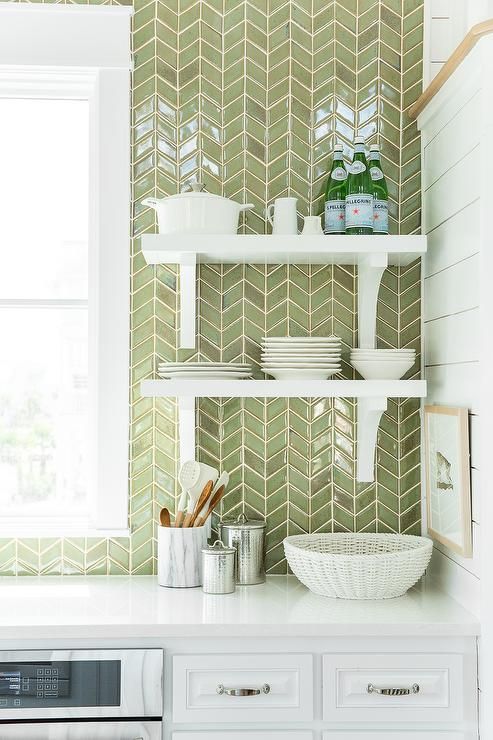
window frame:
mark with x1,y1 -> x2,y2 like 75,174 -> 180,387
0,4 -> 132,536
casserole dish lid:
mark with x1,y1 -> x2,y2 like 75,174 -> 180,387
164,181 -> 234,202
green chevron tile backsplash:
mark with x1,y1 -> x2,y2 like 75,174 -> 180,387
1,0 -> 423,575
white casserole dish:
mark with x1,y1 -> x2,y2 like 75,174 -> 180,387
142,181 -> 254,235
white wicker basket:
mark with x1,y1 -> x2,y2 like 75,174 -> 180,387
284,533 -> 433,600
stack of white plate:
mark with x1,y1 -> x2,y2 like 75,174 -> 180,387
350,349 -> 416,380
158,361 -> 252,379
261,337 -> 342,380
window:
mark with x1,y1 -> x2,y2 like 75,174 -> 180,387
0,6 -> 131,535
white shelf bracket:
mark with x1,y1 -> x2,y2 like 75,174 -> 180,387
178,395 -> 196,464
357,252 -> 388,349
179,253 -> 197,348
177,395 -> 211,536
357,396 -> 388,482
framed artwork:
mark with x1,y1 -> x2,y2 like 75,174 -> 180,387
423,405 -> 472,558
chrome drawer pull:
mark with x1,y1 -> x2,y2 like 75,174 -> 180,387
216,683 -> 270,696
367,683 -> 419,696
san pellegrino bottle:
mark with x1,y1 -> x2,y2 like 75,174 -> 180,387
369,144 -> 389,235
324,143 -> 347,234
345,135 -> 373,235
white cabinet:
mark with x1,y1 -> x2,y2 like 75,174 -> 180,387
322,733 -> 468,739
167,636 -> 477,737
173,734 -> 313,740
323,653 -> 466,724
172,653 -> 313,724
0,722 -> 161,739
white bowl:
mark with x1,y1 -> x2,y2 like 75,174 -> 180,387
350,354 -> 415,361
350,348 -> 415,354
350,351 -> 415,357
351,358 -> 414,380
350,351 -> 414,356
284,533 -> 433,599
350,356 -> 414,363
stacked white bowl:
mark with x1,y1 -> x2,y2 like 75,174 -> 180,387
261,336 -> 342,380
350,348 -> 415,380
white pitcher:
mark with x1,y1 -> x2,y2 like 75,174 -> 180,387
301,215 -> 323,235
266,197 -> 298,234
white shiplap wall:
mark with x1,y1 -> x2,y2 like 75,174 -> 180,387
420,51 -> 482,616
424,0 -> 493,85
418,35 -> 493,734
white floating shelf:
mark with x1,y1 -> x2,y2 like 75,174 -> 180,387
140,379 -> 427,483
141,234 -> 427,349
141,379 -> 426,399
141,233 -> 426,266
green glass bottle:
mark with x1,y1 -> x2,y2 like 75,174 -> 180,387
324,143 -> 347,234
345,135 -> 373,235
369,144 -> 389,235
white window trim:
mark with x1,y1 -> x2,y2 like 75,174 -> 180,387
0,5 -> 132,537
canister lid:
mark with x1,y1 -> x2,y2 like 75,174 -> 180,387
202,539 -> 236,555
220,512 -> 266,530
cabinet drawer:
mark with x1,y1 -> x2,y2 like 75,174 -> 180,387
174,734 -> 313,740
322,734 -> 467,739
323,653 -> 464,723
172,653 -> 313,723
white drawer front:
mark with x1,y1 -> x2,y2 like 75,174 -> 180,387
322,733 -> 467,739
174,733 -> 313,740
323,653 -> 464,723
173,653 -> 313,723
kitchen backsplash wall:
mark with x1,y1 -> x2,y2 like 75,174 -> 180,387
0,0 -> 423,575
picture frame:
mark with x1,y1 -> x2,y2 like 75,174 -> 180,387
423,405 -> 472,558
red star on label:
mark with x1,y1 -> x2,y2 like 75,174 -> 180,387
353,208 -> 359,214
338,214 -> 344,220
374,213 -> 379,220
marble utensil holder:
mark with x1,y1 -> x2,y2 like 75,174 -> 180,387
158,525 -> 208,588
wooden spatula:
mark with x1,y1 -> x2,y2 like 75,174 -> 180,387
194,484 -> 225,527
159,507 -> 171,527
188,480 -> 214,527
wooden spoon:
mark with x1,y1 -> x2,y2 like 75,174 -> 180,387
159,507 -> 171,527
188,480 -> 214,527
194,485 -> 225,527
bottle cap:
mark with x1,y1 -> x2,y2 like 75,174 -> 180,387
354,136 -> 365,144
333,144 -> 343,152
369,143 -> 380,151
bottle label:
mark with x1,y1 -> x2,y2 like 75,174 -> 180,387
373,198 -> 389,233
345,194 -> 373,229
370,166 -> 384,180
325,199 -> 345,233
348,161 -> 366,174
331,167 -> 347,181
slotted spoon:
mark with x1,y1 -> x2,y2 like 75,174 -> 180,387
175,460 -> 200,527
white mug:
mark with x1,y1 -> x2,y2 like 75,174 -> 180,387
266,197 -> 298,234
301,215 -> 323,235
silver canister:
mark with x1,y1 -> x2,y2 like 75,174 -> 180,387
202,540 -> 236,594
220,513 -> 266,585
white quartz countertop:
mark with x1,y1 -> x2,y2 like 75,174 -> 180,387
0,575 -> 479,639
